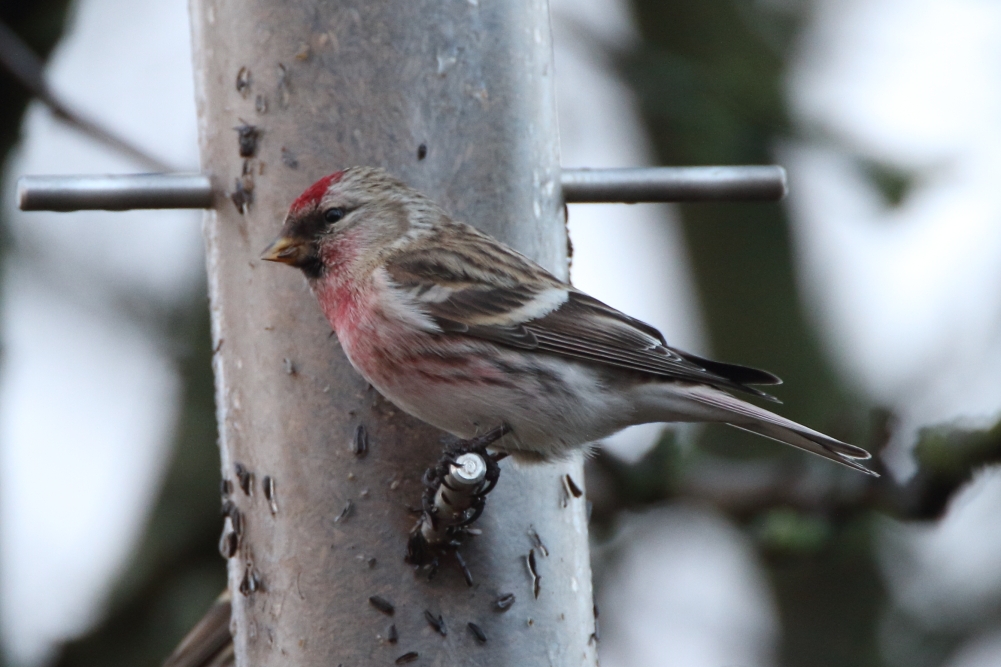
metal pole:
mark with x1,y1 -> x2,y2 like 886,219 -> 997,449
16,167 -> 787,211
16,173 -> 212,211
562,165 -> 787,202
189,1 -> 595,666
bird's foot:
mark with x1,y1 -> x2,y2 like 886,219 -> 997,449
405,425 -> 510,584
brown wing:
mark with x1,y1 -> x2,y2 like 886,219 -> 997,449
384,231 -> 781,400
538,292 -> 780,394
441,290 -> 782,401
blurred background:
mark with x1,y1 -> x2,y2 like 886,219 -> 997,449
2,1 -> 1001,666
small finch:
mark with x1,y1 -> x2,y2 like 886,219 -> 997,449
262,167 -> 876,476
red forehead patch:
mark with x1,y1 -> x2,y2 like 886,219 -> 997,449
290,171 -> 345,212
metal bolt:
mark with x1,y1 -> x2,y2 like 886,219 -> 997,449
450,453 -> 487,489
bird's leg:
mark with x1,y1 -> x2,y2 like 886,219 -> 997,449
405,425 -> 510,584
457,423 -> 512,450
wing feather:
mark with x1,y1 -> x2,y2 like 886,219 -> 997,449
383,231 -> 781,400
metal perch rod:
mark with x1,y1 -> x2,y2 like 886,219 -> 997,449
560,165 -> 787,202
17,173 -> 213,211
17,166 -> 787,212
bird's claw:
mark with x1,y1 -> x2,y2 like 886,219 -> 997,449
405,426 -> 509,584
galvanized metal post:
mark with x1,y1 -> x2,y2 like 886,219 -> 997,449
189,1 -> 596,665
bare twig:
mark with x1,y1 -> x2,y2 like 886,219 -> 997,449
587,414 -> 1001,525
0,19 -> 174,171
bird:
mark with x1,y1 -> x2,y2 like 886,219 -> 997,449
261,166 -> 876,476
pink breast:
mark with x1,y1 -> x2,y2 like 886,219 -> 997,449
314,281 -> 390,378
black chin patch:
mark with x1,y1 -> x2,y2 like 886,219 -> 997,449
298,251 -> 324,279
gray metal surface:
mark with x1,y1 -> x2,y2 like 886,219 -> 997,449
189,1 -> 595,666
16,174 -> 211,211
562,165 -> 787,202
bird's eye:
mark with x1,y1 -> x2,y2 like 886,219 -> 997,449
323,207 -> 345,224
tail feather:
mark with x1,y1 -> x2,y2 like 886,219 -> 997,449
670,385 -> 878,476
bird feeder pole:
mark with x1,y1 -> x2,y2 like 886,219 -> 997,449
189,1 -> 596,665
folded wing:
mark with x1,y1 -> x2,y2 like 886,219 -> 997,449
384,229 -> 782,401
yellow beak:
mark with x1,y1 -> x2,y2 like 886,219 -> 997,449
260,235 -> 307,265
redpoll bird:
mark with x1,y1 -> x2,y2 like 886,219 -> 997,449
262,167 -> 876,475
